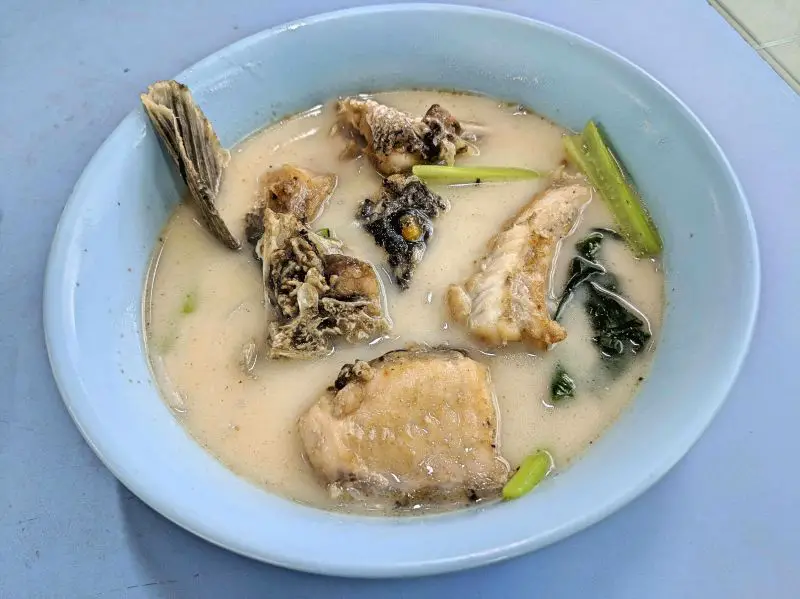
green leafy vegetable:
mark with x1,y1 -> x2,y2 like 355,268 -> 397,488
554,228 -> 617,321
575,229 -> 618,260
411,165 -> 542,185
550,364 -> 577,402
564,121 -> 662,256
574,231 -> 603,260
555,231 -> 652,372
553,255 -> 605,320
584,279 -> 651,366
502,450 -> 553,500
316,228 -> 332,239
591,227 -> 625,241
181,292 -> 197,314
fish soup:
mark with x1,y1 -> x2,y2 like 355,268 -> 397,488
143,87 -> 664,514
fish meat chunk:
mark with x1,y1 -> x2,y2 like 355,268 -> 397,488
244,164 -> 337,244
335,98 -> 477,175
141,80 -> 240,250
448,183 -> 592,349
255,208 -> 390,359
357,174 -> 450,290
298,347 -> 510,505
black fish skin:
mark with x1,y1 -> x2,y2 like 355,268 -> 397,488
357,174 -> 450,290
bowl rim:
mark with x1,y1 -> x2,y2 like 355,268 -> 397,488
43,2 -> 760,577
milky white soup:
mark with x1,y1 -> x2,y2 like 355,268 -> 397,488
144,91 -> 663,514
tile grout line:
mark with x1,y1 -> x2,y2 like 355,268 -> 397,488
708,0 -> 800,92
756,34 -> 800,50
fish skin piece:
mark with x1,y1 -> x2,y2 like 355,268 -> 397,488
261,164 -> 337,223
244,163 -> 337,248
255,208 -> 390,359
335,97 -> 477,176
357,174 -> 450,290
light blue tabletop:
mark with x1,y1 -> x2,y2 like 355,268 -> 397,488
1,0 -> 798,597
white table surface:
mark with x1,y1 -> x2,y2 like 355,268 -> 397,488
1,0 -> 799,597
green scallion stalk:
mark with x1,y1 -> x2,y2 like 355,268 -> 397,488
412,165 -> 542,185
502,450 -> 553,500
181,292 -> 197,314
564,122 -> 662,256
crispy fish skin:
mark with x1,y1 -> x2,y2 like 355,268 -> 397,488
261,164 -> 337,223
335,98 -> 476,175
244,164 -> 337,248
255,208 -> 390,359
448,183 -> 592,349
298,347 -> 510,505
337,98 -> 422,175
141,80 -> 240,250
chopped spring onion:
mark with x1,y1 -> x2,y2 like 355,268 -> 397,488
502,450 -> 553,500
316,228 -> 332,238
550,364 -> 577,402
181,292 -> 197,314
564,121 -> 662,256
412,165 -> 542,185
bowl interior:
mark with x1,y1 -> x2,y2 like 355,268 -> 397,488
45,4 -> 758,577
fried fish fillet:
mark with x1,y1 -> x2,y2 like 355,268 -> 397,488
448,183 -> 592,349
298,347 -> 509,505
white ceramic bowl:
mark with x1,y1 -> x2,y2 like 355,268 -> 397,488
44,5 -> 759,577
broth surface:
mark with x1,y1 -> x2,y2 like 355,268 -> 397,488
144,91 -> 664,513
